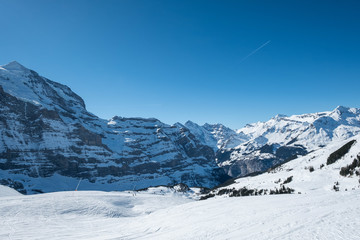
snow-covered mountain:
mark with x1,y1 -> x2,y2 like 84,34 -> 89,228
186,106 -> 360,178
237,106 -> 360,149
2,61 -> 360,195
0,61 -> 229,194
181,121 -> 248,151
2,61 -> 360,240
201,135 -> 360,199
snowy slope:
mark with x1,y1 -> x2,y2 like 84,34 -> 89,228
1,185 -> 360,239
0,185 -> 21,197
204,135 -> 360,198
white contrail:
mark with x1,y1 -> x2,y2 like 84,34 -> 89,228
240,40 -> 271,63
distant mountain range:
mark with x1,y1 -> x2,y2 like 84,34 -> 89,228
1,61 -> 359,194
186,105 -> 360,177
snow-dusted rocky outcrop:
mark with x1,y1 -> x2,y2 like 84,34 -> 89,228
0,61 -> 229,194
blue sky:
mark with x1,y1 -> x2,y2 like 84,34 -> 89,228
1,0 -> 360,129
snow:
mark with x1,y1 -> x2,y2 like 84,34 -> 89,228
2,131 -> 360,239
184,121 -> 248,150
0,61 -> 86,114
1,61 -> 360,238
1,185 -> 360,239
1,61 -> 29,72
184,106 -> 360,178
0,185 -> 22,197
0,61 -> 227,192
207,134 -> 360,199
235,106 -> 360,148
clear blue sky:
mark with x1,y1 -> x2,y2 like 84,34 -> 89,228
1,0 -> 360,129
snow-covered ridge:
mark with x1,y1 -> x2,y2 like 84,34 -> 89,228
1,61 -> 30,72
0,61 -> 86,113
236,106 -> 360,149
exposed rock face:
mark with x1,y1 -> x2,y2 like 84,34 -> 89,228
0,62 -> 230,194
216,145 -> 307,177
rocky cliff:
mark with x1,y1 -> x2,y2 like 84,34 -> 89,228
0,61 -> 229,194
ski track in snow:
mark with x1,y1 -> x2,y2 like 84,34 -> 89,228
1,187 -> 360,240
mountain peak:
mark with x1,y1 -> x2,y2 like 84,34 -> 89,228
272,114 -> 288,120
334,105 -> 350,113
185,120 -> 198,126
1,61 -> 28,71
203,122 -> 223,127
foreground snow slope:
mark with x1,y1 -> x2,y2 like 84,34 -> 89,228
1,186 -> 360,240
0,185 -> 21,197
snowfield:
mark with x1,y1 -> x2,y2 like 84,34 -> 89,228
0,185 -> 21,197
1,185 -> 360,240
